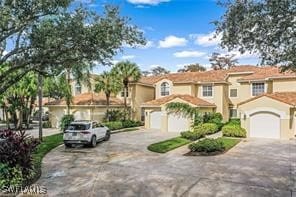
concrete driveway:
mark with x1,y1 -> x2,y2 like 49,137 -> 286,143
37,129 -> 296,197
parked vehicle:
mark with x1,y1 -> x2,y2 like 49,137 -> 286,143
63,120 -> 110,148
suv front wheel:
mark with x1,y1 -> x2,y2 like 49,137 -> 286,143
104,130 -> 111,141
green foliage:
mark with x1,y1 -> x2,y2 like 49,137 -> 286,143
189,138 -> 224,153
222,124 -> 246,138
189,137 -> 241,153
215,0 -> 296,69
209,52 -> 238,70
177,63 -> 206,72
227,119 -> 241,126
0,2 -> 145,94
104,109 -> 124,122
42,121 -> 52,128
180,131 -> 205,141
59,115 -> 74,131
148,137 -> 191,153
202,112 -> 224,129
0,163 -> 24,189
166,102 -> 200,119
150,66 -> 170,76
103,120 -> 142,131
193,123 -> 219,135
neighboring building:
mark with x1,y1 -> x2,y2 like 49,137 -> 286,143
137,66 -> 296,139
47,66 -> 296,139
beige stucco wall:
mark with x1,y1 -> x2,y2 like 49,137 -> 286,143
238,96 -> 295,139
144,97 -> 215,132
155,79 -> 173,99
272,79 -> 296,92
172,84 -> 194,96
197,84 -> 229,121
48,106 -> 124,128
131,84 -> 155,121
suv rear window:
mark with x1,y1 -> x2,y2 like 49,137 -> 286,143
67,124 -> 90,130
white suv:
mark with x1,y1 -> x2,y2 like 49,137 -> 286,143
63,121 -> 110,148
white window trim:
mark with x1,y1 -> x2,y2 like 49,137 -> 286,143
251,82 -> 266,97
160,82 -> 170,97
201,84 -> 214,98
229,88 -> 238,98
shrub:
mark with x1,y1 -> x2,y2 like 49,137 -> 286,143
189,138 -> 225,153
227,119 -> 241,125
180,131 -> 205,141
203,112 -> 224,129
122,120 -> 142,128
222,124 -> 246,138
42,121 -> 52,128
104,109 -> 124,122
103,121 -> 123,131
59,114 -> 74,131
193,123 -> 219,135
0,163 -> 24,189
0,130 -> 39,177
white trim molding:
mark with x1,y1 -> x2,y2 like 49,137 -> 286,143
243,107 -> 288,119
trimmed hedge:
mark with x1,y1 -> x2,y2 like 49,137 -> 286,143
193,123 -> 219,135
189,138 -> 224,153
222,124 -> 246,138
103,120 -> 142,131
181,131 -> 205,141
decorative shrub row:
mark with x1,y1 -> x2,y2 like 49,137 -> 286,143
193,123 -> 219,135
180,131 -> 205,141
103,120 -> 142,131
222,124 -> 246,138
189,138 -> 224,153
59,115 -> 74,131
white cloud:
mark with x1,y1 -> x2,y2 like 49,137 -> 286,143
121,55 -> 135,60
191,31 -> 222,47
174,50 -> 206,58
111,60 -> 120,65
149,64 -> 162,69
159,36 -> 188,48
127,0 -> 170,5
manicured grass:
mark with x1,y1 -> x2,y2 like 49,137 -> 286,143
148,137 -> 191,153
31,133 -> 63,181
219,137 -> 241,151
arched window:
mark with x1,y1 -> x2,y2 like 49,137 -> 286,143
160,82 -> 170,96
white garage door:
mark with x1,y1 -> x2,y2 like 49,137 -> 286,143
250,112 -> 280,139
168,114 -> 190,132
150,111 -> 162,129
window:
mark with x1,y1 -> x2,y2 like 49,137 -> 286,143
229,108 -> 238,118
75,83 -> 81,95
121,89 -> 129,97
160,82 -> 170,96
229,89 -> 238,97
202,85 -> 213,97
252,83 -> 265,96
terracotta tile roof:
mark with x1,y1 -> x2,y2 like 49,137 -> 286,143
238,66 -> 296,81
238,92 -> 296,106
142,94 -> 216,107
46,92 -> 124,106
137,65 -> 262,85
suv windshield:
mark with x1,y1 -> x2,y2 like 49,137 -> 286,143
67,124 -> 90,130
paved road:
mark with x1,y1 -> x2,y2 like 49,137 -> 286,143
37,129 -> 296,197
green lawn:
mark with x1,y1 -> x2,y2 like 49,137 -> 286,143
219,137 -> 241,151
148,137 -> 191,153
33,133 -> 63,170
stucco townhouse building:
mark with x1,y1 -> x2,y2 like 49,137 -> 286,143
47,65 -> 296,139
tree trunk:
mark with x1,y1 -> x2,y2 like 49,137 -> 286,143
4,106 -> 10,129
16,109 -> 23,130
26,96 -> 36,129
66,68 -> 71,115
106,93 -> 110,121
38,73 -> 43,141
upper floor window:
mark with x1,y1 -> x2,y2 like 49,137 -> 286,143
121,89 -> 129,97
160,82 -> 170,96
202,85 -> 213,97
252,82 -> 265,96
229,88 -> 238,98
75,83 -> 81,95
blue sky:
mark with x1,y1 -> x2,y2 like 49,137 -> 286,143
74,0 -> 260,73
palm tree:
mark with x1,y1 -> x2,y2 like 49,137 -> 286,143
112,61 -> 141,115
95,71 -> 122,121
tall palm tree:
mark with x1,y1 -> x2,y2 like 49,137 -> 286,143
112,61 -> 141,114
95,71 -> 122,121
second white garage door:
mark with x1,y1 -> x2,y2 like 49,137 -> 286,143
150,111 -> 162,129
250,112 -> 280,139
168,114 -> 190,132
